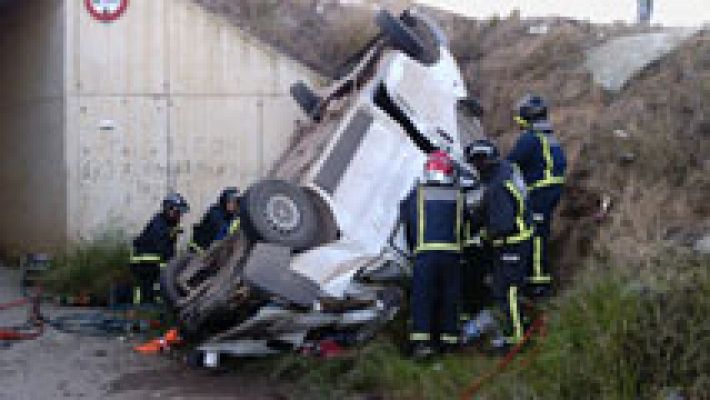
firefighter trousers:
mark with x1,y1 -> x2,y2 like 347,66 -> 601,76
410,252 -> 461,346
129,262 -> 160,305
528,185 -> 562,289
491,241 -> 530,344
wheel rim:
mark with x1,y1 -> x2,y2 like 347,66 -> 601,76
264,194 -> 301,233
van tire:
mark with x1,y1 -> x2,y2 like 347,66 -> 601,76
240,180 -> 319,251
376,10 -> 425,61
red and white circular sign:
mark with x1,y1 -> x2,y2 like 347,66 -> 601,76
85,0 -> 129,22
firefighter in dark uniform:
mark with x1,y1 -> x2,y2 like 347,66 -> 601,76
507,94 -> 566,297
466,139 -> 533,347
130,192 -> 189,305
459,171 -> 490,323
189,187 -> 241,253
401,151 -> 463,358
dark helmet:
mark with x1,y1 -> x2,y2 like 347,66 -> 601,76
515,94 -> 548,125
219,187 -> 240,207
465,139 -> 499,163
162,192 -> 189,214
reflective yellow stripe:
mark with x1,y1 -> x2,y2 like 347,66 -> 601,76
528,236 -> 552,283
415,186 -> 463,254
417,186 -> 425,250
418,243 -> 462,251
441,334 -> 459,344
463,219 -> 483,247
133,287 -> 141,305
509,286 -> 523,344
533,236 -> 542,277
494,181 -> 533,246
130,254 -> 162,263
514,115 -> 529,129
463,218 -> 471,241
410,332 -> 430,341
159,263 -> 167,269
529,132 -> 564,190
228,218 -> 241,235
529,176 -> 565,190
456,191 -> 463,247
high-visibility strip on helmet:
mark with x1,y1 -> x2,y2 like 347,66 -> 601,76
410,332 -> 431,342
529,236 -> 552,284
228,218 -> 241,235
514,115 -> 530,129
509,286 -> 523,344
415,186 -> 463,254
529,132 -> 564,190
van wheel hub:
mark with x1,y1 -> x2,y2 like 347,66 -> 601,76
265,195 -> 301,233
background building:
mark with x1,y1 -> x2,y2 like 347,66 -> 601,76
0,0 -> 319,256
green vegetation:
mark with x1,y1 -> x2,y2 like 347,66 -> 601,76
522,251 -> 709,400
238,250 -> 709,400
41,232 -> 132,302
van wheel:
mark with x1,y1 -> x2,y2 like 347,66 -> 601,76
240,180 -> 319,251
376,10 -> 425,61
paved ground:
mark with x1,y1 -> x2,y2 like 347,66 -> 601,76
0,267 -> 286,400
584,28 -> 700,91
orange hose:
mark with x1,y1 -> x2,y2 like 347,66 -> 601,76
459,314 -> 546,400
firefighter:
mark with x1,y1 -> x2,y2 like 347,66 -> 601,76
507,94 -> 566,297
459,172 -> 491,324
466,139 -> 533,348
189,187 -> 241,253
401,151 -> 464,358
130,192 -> 189,305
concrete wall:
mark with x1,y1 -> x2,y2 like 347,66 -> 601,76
64,0 -> 320,240
0,1 -> 66,256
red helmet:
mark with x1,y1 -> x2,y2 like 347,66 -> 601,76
423,150 -> 455,184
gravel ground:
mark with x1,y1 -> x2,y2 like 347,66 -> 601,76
0,267 -> 286,400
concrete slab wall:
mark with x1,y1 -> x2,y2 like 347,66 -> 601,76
64,0 -> 319,240
0,1 -> 66,256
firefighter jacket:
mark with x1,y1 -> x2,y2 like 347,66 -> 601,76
476,161 -> 533,246
507,120 -> 566,191
400,183 -> 464,254
190,205 -> 240,253
131,213 -> 180,265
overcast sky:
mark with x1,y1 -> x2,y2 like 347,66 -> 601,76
414,0 -> 710,26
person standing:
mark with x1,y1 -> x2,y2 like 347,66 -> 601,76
189,187 -> 241,253
130,192 -> 189,305
401,151 -> 464,358
466,139 -> 533,347
507,94 -> 566,297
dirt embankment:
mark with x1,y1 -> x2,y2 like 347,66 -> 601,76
196,0 -> 709,278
